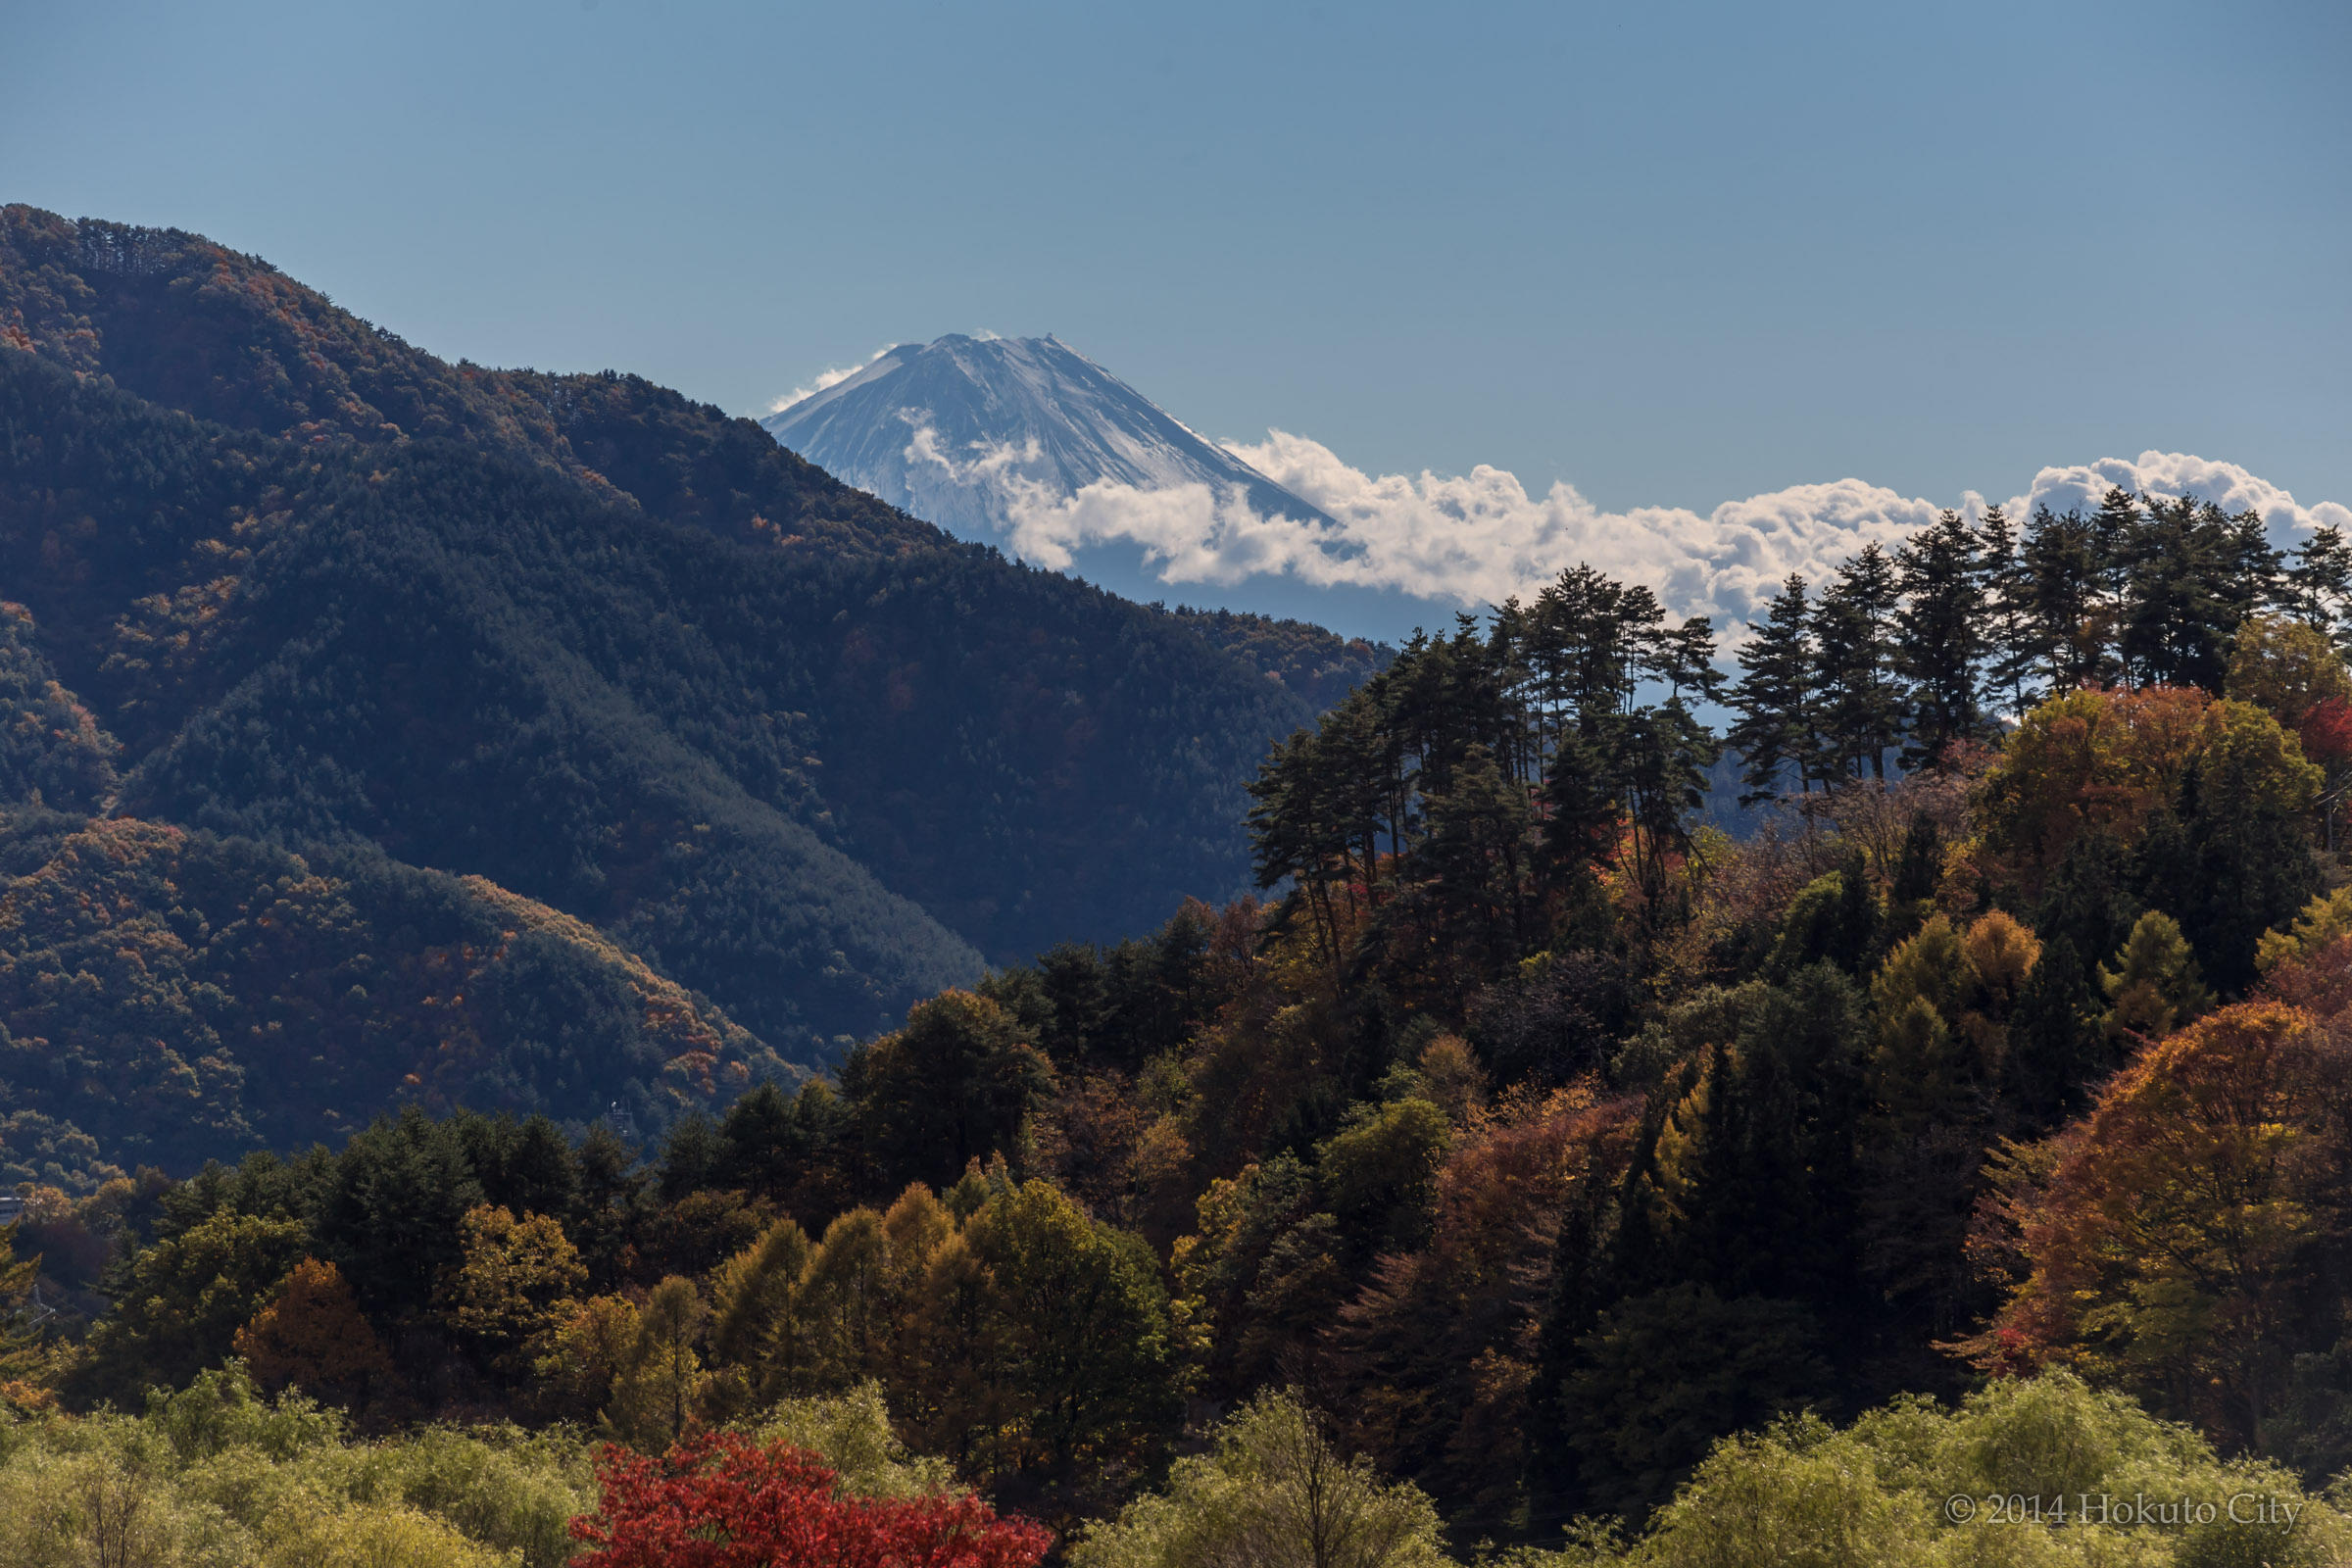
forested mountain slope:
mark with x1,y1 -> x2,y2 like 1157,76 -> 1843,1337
0,209 -> 932,560
0,205 -> 1334,1172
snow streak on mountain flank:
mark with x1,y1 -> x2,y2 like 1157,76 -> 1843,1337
765,337 -> 2352,631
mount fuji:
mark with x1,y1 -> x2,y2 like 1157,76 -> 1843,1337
759,334 -> 1446,633
762,333 -> 1330,539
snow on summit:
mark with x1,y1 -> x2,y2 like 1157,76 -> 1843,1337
760,333 -> 1331,542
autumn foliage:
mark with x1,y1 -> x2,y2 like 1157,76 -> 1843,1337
1966,995 -> 2352,1448
231,1255 -> 391,1402
570,1432 -> 1053,1568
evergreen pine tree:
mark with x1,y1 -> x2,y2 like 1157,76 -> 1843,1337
2120,494 -> 2245,690
2005,934 -> 2103,1127
2287,523 -> 2352,651
2034,832 -> 2145,984
2090,486 -> 2145,677
1541,723 -> 1620,864
1889,810 -> 1942,906
1977,503 -> 2039,716
1893,509 -> 1986,766
1830,845 -> 1881,970
1726,574 -> 1816,805
2022,506 -> 2110,691
1813,546 -> 1904,779
2143,763 -> 2322,996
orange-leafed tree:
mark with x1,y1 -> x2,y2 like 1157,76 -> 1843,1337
233,1255 -> 393,1405
1963,1000 -> 2352,1451
568,1431 -> 1053,1568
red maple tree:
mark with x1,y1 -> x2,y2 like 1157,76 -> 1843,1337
2302,695 -> 2352,767
569,1432 -> 1054,1568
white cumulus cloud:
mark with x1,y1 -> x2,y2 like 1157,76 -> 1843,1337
2004,451 -> 2352,540
903,424 -> 2349,632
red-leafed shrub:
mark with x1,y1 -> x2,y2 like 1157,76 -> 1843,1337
569,1432 -> 1054,1568
2301,694 -> 2352,767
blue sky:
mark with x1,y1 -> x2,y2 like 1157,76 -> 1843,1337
7,0 -> 2348,613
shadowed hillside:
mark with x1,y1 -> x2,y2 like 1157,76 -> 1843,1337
0,205 -> 1348,1172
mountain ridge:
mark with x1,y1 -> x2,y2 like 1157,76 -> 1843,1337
0,204 -> 1378,1175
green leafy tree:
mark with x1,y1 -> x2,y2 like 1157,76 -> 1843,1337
1636,1370 -> 2344,1568
958,1179 -> 1181,1485
79,1209 -> 310,1396
1072,1389 -> 1449,1568
2228,613 -> 2352,729
2140,700 -> 2323,993
1315,1098 -> 1452,1258
1766,850 -> 1879,977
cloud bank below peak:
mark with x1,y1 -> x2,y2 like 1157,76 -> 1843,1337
927,430 -> 2352,630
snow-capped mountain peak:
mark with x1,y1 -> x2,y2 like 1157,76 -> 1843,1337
760,333 -> 1328,538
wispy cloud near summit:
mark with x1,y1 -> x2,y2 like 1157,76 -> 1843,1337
767,347 -> 895,415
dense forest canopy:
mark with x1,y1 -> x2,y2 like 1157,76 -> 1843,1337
12,457 -> 2352,1564
8,203 -> 2352,1567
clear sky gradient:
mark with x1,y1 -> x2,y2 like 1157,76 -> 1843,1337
6,0 -> 2346,549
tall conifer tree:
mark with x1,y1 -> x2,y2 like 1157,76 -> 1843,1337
1813,546 -> 1904,779
2022,506 -> 2108,692
1893,509 -> 1986,766
1727,574 -> 1817,804
2287,523 -> 2352,650
1978,503 -> 2038,717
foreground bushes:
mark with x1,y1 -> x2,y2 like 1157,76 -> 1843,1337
0,1367 -> 590,1566
6,1363 -> 2336,1567
1082,1376 -> 2349,1568
0,1367 -> 1019,1568
1616,1370 -> 2345,1568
